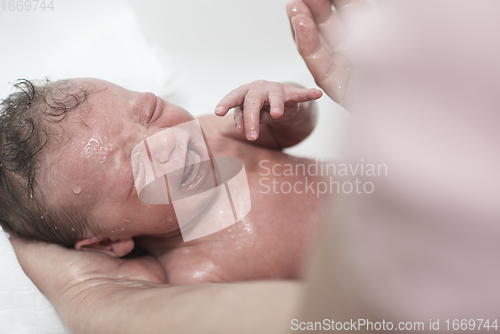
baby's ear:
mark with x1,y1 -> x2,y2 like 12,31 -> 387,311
74,237 -> 135,258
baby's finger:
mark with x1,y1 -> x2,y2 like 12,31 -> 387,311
233,107 -> 245,135
215,86 -> 249,116
268,87 -> 285,119
285,87 -> 323,103
243,90 -> 265,141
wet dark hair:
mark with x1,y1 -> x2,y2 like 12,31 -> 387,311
0,78 -> 95,247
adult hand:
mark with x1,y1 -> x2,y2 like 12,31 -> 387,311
7,228 -> 301,334
286,0 -> 372,107
8,229 -> 167,329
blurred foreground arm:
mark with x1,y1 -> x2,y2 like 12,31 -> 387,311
289,0 -> 500,332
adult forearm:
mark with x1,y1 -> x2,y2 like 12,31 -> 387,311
61,280 -> 302,334
7,220 -> 302,333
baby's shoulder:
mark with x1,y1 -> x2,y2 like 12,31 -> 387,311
197,114 -> 227,130
196,115 -> 279,162
197,114 -> 239,152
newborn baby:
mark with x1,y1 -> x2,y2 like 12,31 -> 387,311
0,78 -> 329,285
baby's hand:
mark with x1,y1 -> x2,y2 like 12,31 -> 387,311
214,81 -> 322,141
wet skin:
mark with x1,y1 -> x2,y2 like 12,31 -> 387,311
137,117 -> 329,284
44,79 -> 329,285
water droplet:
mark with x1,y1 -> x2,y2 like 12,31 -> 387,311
73,186 -> 82,195
40,216 -> 43,219
219,210 -> 223,214
54,226 -> 58,230
167,216 -> 173,223
71,228 -> 76,232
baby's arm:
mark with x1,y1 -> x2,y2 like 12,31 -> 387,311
214,81 -> 322,149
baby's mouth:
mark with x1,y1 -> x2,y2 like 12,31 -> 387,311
179,142 -> 210,191
181,145 -> 201,188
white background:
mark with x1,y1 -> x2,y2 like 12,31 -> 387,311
0,0 -> 351,159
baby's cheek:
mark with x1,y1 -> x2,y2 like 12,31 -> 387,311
117,162 -> 134,194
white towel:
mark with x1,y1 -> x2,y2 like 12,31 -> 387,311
0,226 -> 71,334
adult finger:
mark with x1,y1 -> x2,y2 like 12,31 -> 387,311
293,14 -> 350,105
302,0 -> 346,46
287,1 -> 313,42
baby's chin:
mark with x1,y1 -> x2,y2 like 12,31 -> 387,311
171,186 -> 219,233
132,185 -> 218,238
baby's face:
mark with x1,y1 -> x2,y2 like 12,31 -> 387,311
44,79 -> 198,241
